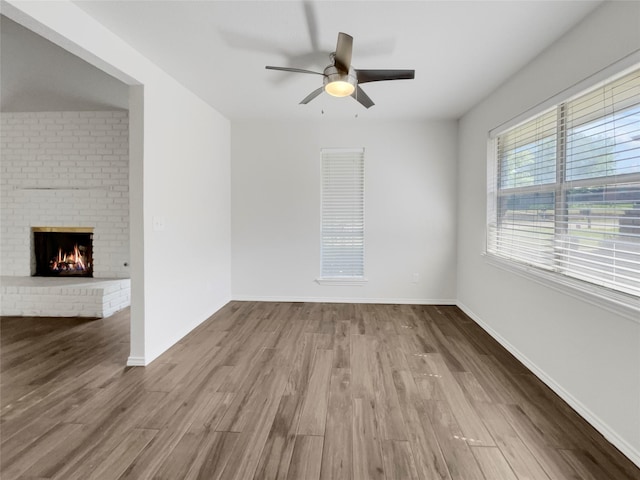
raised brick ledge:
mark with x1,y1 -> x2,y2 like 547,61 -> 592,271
0,276 -> 130,318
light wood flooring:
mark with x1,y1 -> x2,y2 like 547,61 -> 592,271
1,302 -> 639,479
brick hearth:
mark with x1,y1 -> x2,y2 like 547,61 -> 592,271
1,276 -> 130,318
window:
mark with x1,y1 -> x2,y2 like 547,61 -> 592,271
319,148 -> 366,283
488,67 -> 640,301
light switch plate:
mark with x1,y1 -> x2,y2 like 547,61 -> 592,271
152,216 -> 165,231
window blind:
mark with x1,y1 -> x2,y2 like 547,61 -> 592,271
488,67 -> 640,298
320,148 -> 365,279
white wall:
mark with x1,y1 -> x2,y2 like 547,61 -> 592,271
142,76 -> 231,363
232,119 -> 457,303
457,1 -> 640,465
1,111 -> 130,278
3,0 -> 232,365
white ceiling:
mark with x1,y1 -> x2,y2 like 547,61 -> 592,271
0,15 -> 129,112
8,1 -> 603,120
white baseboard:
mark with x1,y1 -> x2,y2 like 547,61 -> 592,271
126,356 -> 146,367
231,295 -> 457,305
456,301 -> 640,470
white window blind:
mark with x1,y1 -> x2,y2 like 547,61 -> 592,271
320,148 -> 365,279
488,67 -> 640,298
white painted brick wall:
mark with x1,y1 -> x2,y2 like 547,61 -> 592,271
0,111 -> 130,278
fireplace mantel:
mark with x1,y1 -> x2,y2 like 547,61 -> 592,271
32,226 -> 94,233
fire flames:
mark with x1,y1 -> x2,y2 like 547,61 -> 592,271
50,244 -> 89,272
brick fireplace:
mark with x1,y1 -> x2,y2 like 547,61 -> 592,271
0,111 -> 131,317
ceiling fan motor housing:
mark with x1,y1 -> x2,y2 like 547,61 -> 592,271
323,65 -> 357,97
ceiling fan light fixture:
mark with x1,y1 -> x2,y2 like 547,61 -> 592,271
323,66 -> 356,97
325,79 -> 355,97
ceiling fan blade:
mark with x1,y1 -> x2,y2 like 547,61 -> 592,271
334,32 -> 353,73
300,87 -> 324,105
352,86 -> 374,109
356,69 -> 415,84
265,66 -> 324,76
303,1 -> 319,51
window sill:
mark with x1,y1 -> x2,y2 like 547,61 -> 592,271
315,277 -> 368,286
483,253 -> 640,324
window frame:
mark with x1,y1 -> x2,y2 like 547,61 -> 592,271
485,63 -> 640,321
316,147 -> 368,285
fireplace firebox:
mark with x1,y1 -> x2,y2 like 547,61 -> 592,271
33,227 -> 93,277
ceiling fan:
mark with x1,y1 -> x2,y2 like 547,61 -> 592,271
265,32 -> 415,109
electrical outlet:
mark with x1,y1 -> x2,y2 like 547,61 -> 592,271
412,273 -> 420,283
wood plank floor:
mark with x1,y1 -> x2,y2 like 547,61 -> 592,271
2,302 -> 639,480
